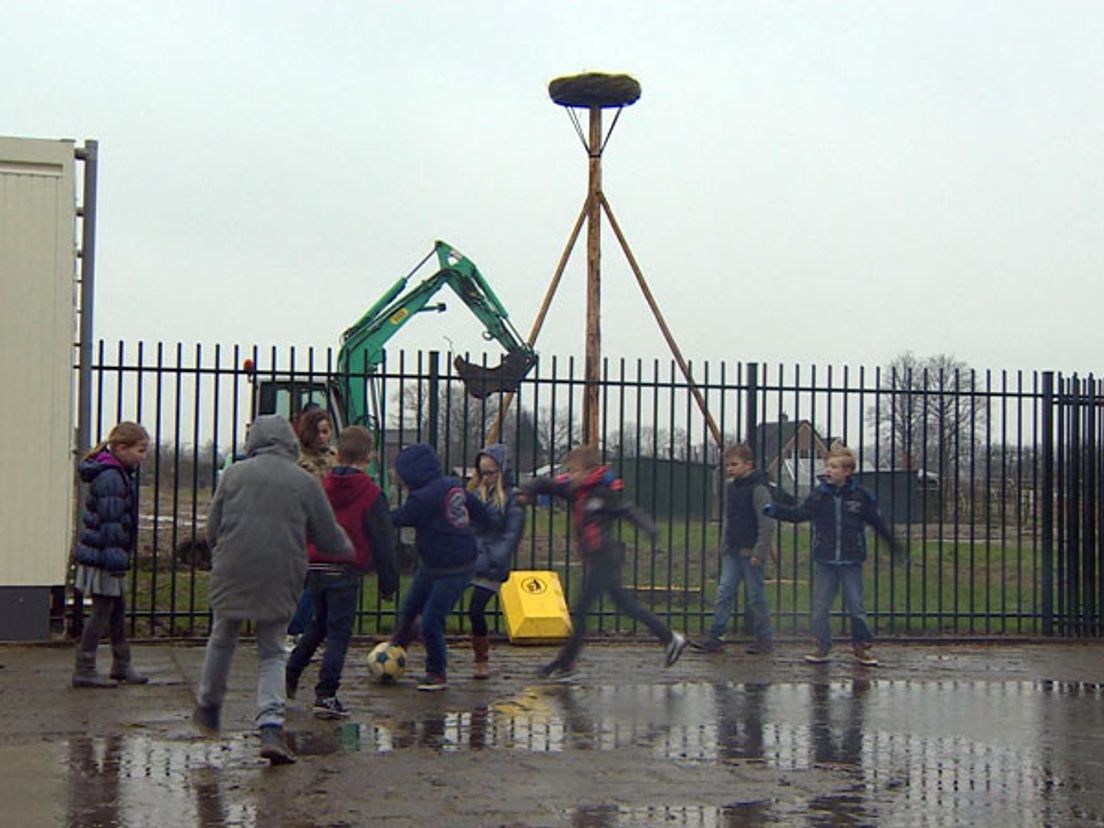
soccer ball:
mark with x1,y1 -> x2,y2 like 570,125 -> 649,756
367,641 -> 407,684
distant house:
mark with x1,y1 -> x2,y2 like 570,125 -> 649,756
753,415 -> 831,497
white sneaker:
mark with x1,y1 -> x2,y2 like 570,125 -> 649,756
665,632 -> 689,667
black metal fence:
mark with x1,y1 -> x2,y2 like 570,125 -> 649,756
75,342 -> 1103,640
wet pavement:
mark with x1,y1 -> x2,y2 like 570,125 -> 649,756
2,640 -> 1103,826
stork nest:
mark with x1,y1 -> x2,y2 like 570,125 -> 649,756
548,73 -> 641,109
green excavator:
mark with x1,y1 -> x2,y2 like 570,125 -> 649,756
246,240 -> 536,486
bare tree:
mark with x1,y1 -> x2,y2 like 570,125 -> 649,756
872,352 -> 987,485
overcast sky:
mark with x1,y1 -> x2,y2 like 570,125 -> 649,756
5,2 -> 1102,375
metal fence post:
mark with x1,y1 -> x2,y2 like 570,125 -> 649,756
745,362 -> 759,449
1041,370 -> 1055,636
428,350 -> 440,451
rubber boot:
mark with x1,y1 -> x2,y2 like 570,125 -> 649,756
110,644 -> 149,684
472,635 -> 490,680
72,649 -> 118,689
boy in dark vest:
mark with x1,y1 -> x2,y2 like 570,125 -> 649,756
286,426 -> 397,718
692,444 -> 775,654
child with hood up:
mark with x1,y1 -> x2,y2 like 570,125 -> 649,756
193,414 -> 352,765
389,443 -> 498,691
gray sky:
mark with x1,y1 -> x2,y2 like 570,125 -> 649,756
6,1 -> 1102,375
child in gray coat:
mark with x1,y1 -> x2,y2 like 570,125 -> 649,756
193,415 -> 352,765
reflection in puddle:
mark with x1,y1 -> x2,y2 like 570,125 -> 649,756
572,800 -> 775,827
57,680 -> 1103,827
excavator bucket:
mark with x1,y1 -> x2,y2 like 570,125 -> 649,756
454,352 -> 535,400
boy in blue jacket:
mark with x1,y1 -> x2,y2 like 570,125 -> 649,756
389,443 -> 496,690
767,446 -> 903,666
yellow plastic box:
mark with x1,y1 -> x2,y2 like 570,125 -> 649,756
499,570 -> 573,644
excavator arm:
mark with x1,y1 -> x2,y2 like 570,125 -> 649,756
336,240 -> 536,427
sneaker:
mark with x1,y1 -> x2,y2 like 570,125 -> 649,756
259,725 -> 297,765
537,663 -> 576,682
416,673 -> 448,692
284,634 -> 299,652
665,631 -> 689,667
191,704 -> 221,736
312,696 -> 351,719
285,670 -> 299,701
690,637 -> 724,653
745,641 -> 773,655
803,646 -> 831,664
852,643 -> 878,667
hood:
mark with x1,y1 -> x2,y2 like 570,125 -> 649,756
394,443 -> 442,489
323,469 -> 376,508
475,443 -> 511,483
246,415 -> 299,460
78,449 -> 126,482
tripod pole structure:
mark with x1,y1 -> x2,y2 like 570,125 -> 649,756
600,193 -> 724,448
583,106 -> 603,446
549,72 -> 641,448
484,201 -> 587,445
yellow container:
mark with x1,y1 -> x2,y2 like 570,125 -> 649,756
500,570 -> 572,644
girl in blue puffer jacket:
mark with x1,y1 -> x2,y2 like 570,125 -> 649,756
465,444 -> 525,679
71,422 -> 150,689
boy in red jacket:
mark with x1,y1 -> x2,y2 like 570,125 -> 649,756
521,445 -> 688,680
285,426 -> 397,718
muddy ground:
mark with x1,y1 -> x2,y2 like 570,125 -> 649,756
2,638 -> 1102,827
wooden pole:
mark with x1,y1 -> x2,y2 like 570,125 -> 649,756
583,106 -> 602,447
600,192 -> 724,448
484,200 -> 588,445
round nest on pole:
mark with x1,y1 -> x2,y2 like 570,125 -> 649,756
548,73 -> 641,109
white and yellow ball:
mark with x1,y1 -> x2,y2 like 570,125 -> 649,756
367,641 -> 407,684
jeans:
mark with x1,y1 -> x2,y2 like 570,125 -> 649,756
552,545 -> 672,670
392,569 -> 470,677
197,615 -> 287,729
708,554 -> 772,642
286,570 -> 360,699
810,562 -> 872,652
286,588 -> 313,636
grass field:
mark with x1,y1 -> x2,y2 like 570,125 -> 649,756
121,502 -> 1046,640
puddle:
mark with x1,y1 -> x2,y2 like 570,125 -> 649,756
43,680 -> 1104,826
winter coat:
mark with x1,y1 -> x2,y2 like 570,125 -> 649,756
298,446 -> 337,480
470,445 -> 525,583
75,451 -> 139,575
769,478 -> 898,565
310,466 -> 399,597
722,471 -> 774,558
206,415 -> 352,622
522,466 -> 656,559
390,443 -> 493,576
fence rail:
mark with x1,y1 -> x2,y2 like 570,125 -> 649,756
74,342 -> 1103,640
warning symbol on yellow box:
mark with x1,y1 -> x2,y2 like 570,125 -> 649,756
500,570 -> 572,644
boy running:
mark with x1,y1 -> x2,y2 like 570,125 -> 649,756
521,445 -> 688,680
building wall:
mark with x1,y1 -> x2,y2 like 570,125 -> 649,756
0,136 -> 76,586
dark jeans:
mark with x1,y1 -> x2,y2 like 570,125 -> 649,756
392,568 -> 470,677
286,587 -> 314,636
79,594 -> 126,652
552,545 -> 672,670
468,585 -> 496,637
810,562 -> 872,652
286,570 -> 360,698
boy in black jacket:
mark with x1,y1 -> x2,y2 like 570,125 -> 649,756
692,444 -> 774,654
767,446 -> 903,666
521,445 -> 688,680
